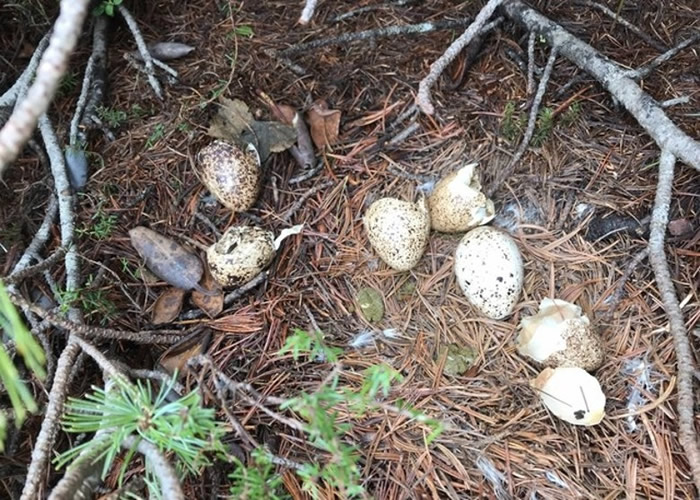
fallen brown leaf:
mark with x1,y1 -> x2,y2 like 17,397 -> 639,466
306,100 -> 341,149
152,287 -> 186,325
159,329 -> 211,374
192,262 -> 224,318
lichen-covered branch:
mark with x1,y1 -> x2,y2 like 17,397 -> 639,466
647,150 -> 700,492
0,0 -> 91,174
502,0 -> 700,171
122,436 -> 184,500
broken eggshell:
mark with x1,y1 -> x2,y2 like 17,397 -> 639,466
428,163 -> 495,233
516,298 -> 604,371
363,196 -> 430,271
195,140 -> 261,213
454,226 -> 524,319
207,224 -> 303,287
531,366 -> 606,426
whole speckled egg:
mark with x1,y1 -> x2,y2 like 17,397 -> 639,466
428,163 -> 495,233
454,226 -> 524,319
196,140 -> 261,213
207,226 -> 275,286
363,197 -> 430,271
516,298 -> 604,371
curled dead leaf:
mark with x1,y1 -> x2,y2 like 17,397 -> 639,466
306,100 -> 341,149
159,329 -> 211,375
152,287 -> 185,325
192,263 -> 224,318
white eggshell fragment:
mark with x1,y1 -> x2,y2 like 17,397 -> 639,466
454,227 -> 524,319
531,367 -> 606,426
196,140 -> 261,213
428,163 -> 495,233
517,298 -> 604,371
363,197 -> 431,271
207,226 -> 275,287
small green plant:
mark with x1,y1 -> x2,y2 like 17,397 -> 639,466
176,122 -> 191,133
501,101 -> 524,142
0,281 -> 45,450
231,25 -> 254,38
270,329 -> 442,497
145,124 -> 166,149
56,375 -> 227,498
57,70 -> 78,97
532,106 -> 554,146
56,278 -> 117,326
561,101 -> 581,127
119,257 -> 141,281
77,204 -> 117,240
93,0 -> 123,17
96,106 -> 128,129
229,449 -> 286,499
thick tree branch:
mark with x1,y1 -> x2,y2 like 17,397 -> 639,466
0,0 -> 91,174
647,150 -> 700,492
122,436 -> 184,500
502,0 -> 700,171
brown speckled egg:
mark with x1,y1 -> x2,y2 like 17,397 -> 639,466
516,298 -> 604,371
454,227 -> 523,319
363,197 -> 430,271
196,140 -> 261,212
428,163 -> 495,233
207,226 -> 275,286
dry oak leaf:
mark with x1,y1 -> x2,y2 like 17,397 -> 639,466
306,100 -> 341,149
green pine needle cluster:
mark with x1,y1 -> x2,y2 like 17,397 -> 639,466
0,281 -> 45,450
56,375 -> 227,495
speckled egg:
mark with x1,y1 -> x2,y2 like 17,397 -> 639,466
428,163 -> 495,233
516,298 -> 604,371
454,227 -> 523,319
206,226 -> 275,286
196,140 -> 261,212
363,197 -> 430,271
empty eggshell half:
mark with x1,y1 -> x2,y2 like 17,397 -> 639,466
207,226 -> 275,287
363,197 -> 431,271
454,227 -> 524,319
428,163 -> 495,233
531,366 -> 606,426
516,298 -> 604,371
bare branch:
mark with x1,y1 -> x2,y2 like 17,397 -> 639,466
122,436 -> 184,500
416,0 -> 503,114
647,150 -> 700,492
117,5 -> 163,99
503,0 -> 700,171
20,338 -> 81,500
298,0 -> 320,25
0,0 -> 91,174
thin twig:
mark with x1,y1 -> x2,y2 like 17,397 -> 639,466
0,0 -> 91,173
0,32 -> 50,108
503,1 -> 700,171
298,0 -> 320,25
580,0 -> 667,52
647,150 -> 700,492
489,45 -> 558,196
279,18 -> 473,58
416,0 -> 503,114
626,32 -> 700,80
526,32 -> 536,95
8,292 -> 182,344
602,248 -> 649,319
4,247 -> 66,285
20,338 -> 81,500
283,180 -> 334,222
660,96 -> 691,108
117,5 -> 163,99
122,436 -> 184,499
289,159 -> 324,185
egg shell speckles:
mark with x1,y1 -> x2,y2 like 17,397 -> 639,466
428,163 -> 495,233
517,298 -> 604,371
196,140 -> 261,212
454,227 -> 524,319
363,197 -> 430,271
207,226 -> 275,287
